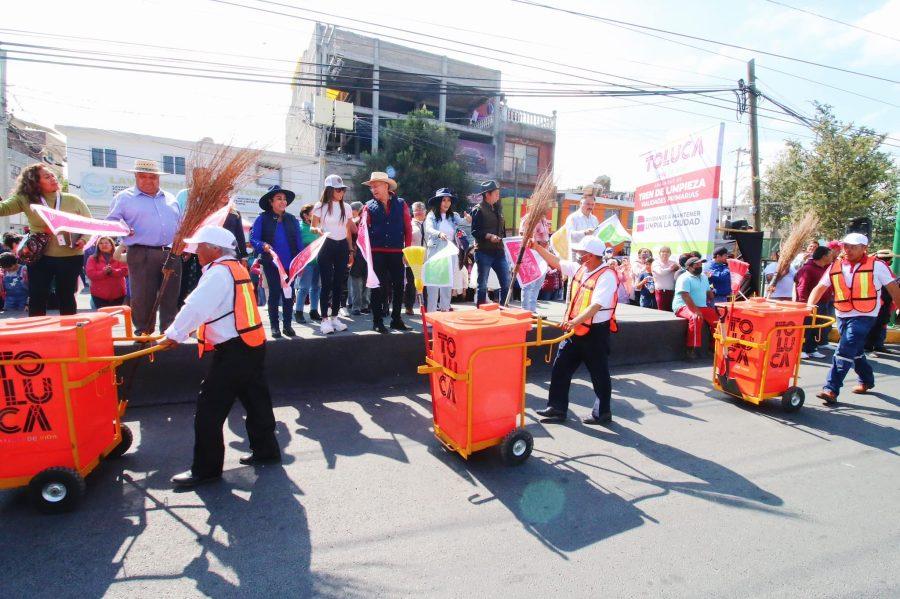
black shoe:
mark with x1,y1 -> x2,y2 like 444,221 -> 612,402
685,348 -> 698,361
582,412 -> 612,425
535,407 -> 566,421
283,326 -> 297,337
390,319 -> 410,331
309,310 -> 322,322
373,322 -> 389,334
294,312 -> 306,324
239,453 -> 282,466
271,329 -> 282,339
360,308 -> 371,314
351,309 -> 361,316
171,471 -> 221,489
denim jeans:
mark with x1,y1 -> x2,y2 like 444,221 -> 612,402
803,300 -> 830,353
348,275 -> 369,311
475,250 -> 510,306
825,316 -> 876,395
520,272 -> 545,312
295,261 -> 321,316
261,260 -> 294,328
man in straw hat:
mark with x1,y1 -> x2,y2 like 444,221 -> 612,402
806,233 -> 900,404
470,180 -> 509,306
528,235 -> 620,425
362,171 -> 412,333
107,159 -> 182,336
159,225 -> 280,488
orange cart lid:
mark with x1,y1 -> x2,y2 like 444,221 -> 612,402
0,312 -> 116,340
426,309 -> 532,334
717,297 -> 811,318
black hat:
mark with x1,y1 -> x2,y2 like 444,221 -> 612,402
713,246 -> 728,257
428,187 -> 456,208
685,256 -> 706,268
258,185 -> 296,211
479,180 -> 499,195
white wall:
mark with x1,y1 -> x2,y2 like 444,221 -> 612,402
57,126 -> 320,222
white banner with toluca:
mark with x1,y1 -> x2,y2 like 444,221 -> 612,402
631,123 -> 724,258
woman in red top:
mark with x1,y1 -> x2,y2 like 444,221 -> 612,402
86,237 -> 128,308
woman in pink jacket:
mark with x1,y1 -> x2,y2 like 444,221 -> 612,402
85,237 -> 129,308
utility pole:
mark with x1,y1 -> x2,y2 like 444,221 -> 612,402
0,46 -> 8,232
747,59 -> 762,231
731,147 -> 748,210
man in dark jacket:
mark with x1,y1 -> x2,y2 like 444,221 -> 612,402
470,180 -> 509,305
362,171 -> 412,333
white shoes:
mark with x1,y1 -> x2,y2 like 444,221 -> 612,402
331,317 -> 348,332
809,351 -> 826,358
320,319 -> 334,334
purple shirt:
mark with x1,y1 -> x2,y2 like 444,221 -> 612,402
107,186 -> 181,246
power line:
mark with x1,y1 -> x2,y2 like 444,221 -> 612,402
761,0 -> 900,44
512,0 -> 900,85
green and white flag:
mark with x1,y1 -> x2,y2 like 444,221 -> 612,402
595,215 -> 631,246
422,241 -> 458,288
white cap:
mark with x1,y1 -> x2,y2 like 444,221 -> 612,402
324,174 -> 348,189
572,236 -> 607,257
841,232 -> 869,246
183,225 -> 236,249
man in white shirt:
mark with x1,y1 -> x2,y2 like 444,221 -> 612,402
806,233 -> 900,404
529,236 -> 619,425
564,186 -> 601,260
158,226 -> 280,488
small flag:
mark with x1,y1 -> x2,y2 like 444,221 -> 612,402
288,234 -> 328,283
32,204 -> 130,237
550,224 -> 568,259
422,241 -> 458,287
356,210 -> 380,289
502,236 -> 547,288
267,249 -> 293,299
594,215 -> 631,246
727,258 -> 750,295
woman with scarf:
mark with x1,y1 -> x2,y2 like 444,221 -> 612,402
424,188 -> 463,313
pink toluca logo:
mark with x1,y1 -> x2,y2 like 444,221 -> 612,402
645,138 -> 704,172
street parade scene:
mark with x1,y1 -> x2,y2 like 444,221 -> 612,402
0,1 -> 899,597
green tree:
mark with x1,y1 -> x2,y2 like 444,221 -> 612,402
354,109 -> 473,212
761,103 -> 899,247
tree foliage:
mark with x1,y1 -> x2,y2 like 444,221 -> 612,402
354,109 -> 473,212
761,103 -> 899,248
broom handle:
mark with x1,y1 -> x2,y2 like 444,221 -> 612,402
148,252 -> 178,327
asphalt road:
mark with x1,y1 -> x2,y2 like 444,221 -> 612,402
1,352 -> 898,598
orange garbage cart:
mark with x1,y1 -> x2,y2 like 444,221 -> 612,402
0,306 -> 166,513
712,298 -> 835,412
417,304 -> 572,465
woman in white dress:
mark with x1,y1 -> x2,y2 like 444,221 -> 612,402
424,188 -> 463,312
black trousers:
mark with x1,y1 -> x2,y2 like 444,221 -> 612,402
192,339 -> 280,478
317,238 -> 349,318
547,322 -> 612,417
28,254 -> 83,317
403,266 -> 416,311
372,252 -> 405,323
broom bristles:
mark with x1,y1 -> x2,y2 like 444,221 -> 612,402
520,171 -> 556,241
774,212 -> 819,283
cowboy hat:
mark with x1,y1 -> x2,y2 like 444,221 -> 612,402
362,171 -> 397,191
127,159 -> 166,175
428,187 -> 456,208
874,249 -> 896,259
258,185 -> 296,211
479,180 -> 499,195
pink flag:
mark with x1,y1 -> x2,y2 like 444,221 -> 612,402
502,236 -> 547,287
727,258 -> 750,294
356,210 -> 380,289
184,201 -> 233,254
288,234 -> 328,283
31,204 -> 130,237
267,249 -> 293,299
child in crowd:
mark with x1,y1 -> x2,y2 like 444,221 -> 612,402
0,252 -> 28,313
635,257 -> 657,308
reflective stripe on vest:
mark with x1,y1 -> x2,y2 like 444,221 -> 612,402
566,264 -> 618,335
830,255 -> 878,314
197,260 -> 266,357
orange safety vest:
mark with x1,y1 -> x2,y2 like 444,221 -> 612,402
830,255 -> 878,314
197,259 -> 266,357
567,264 -> 618,335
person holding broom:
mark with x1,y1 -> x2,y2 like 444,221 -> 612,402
160,225 -> 280,489
529,236 -> 620,425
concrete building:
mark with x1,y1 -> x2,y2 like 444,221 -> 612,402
56,126 -> 319,222
286,23 -> 557,217
2,117 -> 67,231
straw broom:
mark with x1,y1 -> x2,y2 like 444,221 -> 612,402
767,212 -> 819,297
504,171 -> 557,306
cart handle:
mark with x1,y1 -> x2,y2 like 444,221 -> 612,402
0,340 -> 171,368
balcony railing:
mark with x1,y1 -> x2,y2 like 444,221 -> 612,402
467,106 -> 557,132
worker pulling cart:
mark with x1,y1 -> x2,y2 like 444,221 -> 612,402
0,306 -> 167,513
712,297 -> 835,412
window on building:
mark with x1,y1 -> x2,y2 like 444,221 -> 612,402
162,155 -> 186,175
91,148 -> 117,168
503,143 -> 539,176
104,149 -> 117,169
257,163 -> 282,188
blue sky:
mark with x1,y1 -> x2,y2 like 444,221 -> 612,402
4,0 -> 898,198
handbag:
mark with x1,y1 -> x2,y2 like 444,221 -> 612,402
16,232 -> 51,266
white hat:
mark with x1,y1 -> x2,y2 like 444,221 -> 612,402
841,232 -> 869,246
324,174 -> 349,189
183,225 -> 236,249
362,171 -> 397,191
127,159 -> 166,175
572,236 -> 607,257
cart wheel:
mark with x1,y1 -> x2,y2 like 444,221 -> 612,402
106,424 -> 134,459
28,467 -> 86,514
500,429 -> 533,466
781,387 -> 805,412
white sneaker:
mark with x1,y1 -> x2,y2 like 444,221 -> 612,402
320,319 -> 334,334
801,352 -> 811,359
809,351 -> 826,359
331,317 -> 347,332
